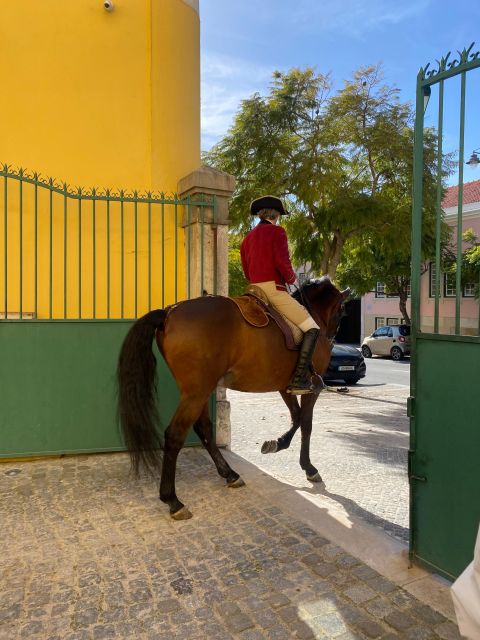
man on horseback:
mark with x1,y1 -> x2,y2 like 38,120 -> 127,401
240,195 -> 322,395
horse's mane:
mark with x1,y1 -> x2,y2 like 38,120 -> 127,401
292,276 -> 337,302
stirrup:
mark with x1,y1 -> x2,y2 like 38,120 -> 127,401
286,373 -> 326,395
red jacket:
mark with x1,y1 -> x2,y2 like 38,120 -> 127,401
240,220 -> 296,290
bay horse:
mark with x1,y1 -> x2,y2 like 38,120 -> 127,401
117,277 -> 350,520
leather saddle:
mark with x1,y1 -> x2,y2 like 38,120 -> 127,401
230,285 -> 303,351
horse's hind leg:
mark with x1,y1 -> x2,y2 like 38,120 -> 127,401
299,392 -> 322,483
159,396 -> 208,520
261,391 -> 301,454
193,404 -> 245,488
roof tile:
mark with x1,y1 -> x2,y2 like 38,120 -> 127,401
443,180 -> 480,208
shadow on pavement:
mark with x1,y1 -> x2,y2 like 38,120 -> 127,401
300,482 -> 409,544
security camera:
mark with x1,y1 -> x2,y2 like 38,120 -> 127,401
103,0 -> 114,11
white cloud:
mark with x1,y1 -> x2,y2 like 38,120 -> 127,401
201,52 -> 275,150
290,0 -> 432,38
199,1 -> 434,149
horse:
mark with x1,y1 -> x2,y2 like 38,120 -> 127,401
117,277 -> 350,520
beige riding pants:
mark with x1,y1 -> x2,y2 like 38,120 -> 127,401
254,281 -> 319,332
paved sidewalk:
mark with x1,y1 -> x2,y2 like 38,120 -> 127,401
229,384 -> 410,544
1,441 -> 461,639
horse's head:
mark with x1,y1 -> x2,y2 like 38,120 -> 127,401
293,277 -> 350,339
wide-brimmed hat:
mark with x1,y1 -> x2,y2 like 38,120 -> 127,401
250,195 -> 289,216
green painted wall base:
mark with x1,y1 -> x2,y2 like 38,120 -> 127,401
0,321 -> 205,458
410,336 -> 480,580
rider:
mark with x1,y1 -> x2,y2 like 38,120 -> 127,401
240,195 -> 321,395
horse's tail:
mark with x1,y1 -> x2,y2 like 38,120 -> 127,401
117,309 -> 167,476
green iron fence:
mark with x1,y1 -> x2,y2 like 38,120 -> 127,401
1,164 -> 217,320
0,165 -> 217,457
411,43 -> 480,338
410,43 -> 480,579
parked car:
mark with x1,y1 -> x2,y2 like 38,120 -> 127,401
361,324 -> 411,361
324,343 -> 366,385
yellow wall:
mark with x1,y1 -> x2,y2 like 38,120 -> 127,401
0,0 -> 200,318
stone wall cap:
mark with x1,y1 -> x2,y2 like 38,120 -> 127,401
178,165 -> 236,197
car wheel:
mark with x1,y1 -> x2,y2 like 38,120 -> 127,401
391,346 -> 403,361
345,377 -> 360,385
361,345 -> 372,358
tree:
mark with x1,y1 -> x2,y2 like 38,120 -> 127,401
204,67 -> 338,235
334,124 -> 453,324
205,65 -> 450,321
462,230 -> 480,298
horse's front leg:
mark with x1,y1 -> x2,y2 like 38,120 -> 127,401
261,391 -> 301,454
299,392 -> 323,483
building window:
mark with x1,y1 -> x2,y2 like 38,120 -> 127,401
376,281 -> 400,298
444,273 -> 456,297
375,316 -> 385,329
387,317 -> 400,325
429,263 -> 441,298
463,282 -> 476,297
406,281 -> 411,298
298,272 -> 308,285
375,282 -> 385,298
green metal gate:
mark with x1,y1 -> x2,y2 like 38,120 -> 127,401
0,165 -> 216,458
410,44 -> 480,579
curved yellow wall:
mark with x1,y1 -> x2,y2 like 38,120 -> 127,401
0,0 -> 200,317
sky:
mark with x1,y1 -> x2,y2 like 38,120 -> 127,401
199,0 -> 480,185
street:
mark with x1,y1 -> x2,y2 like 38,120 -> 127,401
357,355 -> 410,388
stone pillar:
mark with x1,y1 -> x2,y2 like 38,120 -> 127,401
178,165 -> 235,448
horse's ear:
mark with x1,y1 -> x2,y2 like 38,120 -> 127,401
341,288 -> 351,301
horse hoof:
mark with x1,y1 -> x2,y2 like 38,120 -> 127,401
261,440 -> 278,454
171,506 -> 193,520
227,477 -> 246,488
307,472 -> 323,483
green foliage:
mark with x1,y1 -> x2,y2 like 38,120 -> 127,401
228,234 -> 249,297
443,228 -> 480,298
204,67 -> 336,234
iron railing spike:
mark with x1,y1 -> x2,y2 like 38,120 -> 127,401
420,44 -> 479,83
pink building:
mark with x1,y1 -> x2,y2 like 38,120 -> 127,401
362,180 -> 480,340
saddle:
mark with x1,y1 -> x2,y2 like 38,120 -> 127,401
230,285 -> 303,351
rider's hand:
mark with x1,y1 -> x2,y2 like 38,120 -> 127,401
288,279 -> 299,292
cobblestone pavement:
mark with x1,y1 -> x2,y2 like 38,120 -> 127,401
229,384 -> 410,544
0,447 -> 461,639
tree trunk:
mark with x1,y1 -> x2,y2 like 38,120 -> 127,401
320,238 -> 331,275
327,233 -> 345,280
398,293 -> 410,325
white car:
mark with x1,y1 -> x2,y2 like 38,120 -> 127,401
361,325 -> 411,360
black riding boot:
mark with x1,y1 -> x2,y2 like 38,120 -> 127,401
286,328 -> 324,395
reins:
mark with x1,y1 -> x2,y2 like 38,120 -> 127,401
292,281 -> 341,346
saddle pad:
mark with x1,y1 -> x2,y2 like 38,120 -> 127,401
229,295 -> 269,327
230,292 -> 303,350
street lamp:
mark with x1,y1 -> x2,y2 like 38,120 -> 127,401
423,85 -> 431,113
466,149 -> 480,168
